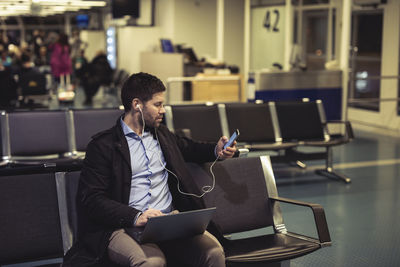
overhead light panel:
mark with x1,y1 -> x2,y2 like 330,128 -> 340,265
0,0 -> 107,16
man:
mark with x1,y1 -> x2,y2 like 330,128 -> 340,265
81,50 -> 113,105
63,72 -> 237,267
0,60 -> 18,108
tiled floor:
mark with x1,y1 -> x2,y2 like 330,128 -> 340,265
264,129 -> 400,267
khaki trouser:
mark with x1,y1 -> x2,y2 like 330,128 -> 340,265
108,229 -> 225,267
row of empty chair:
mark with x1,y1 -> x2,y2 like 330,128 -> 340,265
0,156 -> 331,267
1,100 -> 353,182
0,107 -> 123,171
164,100 -> 354,183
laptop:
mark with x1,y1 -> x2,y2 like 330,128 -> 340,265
125,207 -> 216,244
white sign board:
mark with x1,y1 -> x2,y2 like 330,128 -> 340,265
251,6 -> 285,70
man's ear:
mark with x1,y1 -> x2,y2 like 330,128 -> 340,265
132,98 -> 141,111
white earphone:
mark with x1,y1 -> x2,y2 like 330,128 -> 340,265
136,103 -> 144,136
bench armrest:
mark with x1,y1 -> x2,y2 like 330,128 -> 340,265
270,196 -> 331,245
325,120 -> 354,140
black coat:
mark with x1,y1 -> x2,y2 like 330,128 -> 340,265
63,119 -> 218,266
0,67 -> 18,108
86,54 -> 113,85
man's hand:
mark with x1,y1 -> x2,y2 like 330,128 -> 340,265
216,136 -> 237,159
135,208 -> 164,227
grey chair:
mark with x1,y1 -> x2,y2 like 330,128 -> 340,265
0,172 -> 64,266
164,103 -> 224,142
275,100 -> 354,183
187,156 -> 331,266
70,108 -> 123,155
54,171 -> 130,267
55,171 -> 81,254
0,110 -> 78,170
222,102 -> 297,151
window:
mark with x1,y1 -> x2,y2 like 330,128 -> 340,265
304,10 -> 331,70
348,11 -> 383,111
292,1 -> 335,71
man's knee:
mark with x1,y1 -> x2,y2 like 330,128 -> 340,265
205,246 -> 225,266
140,257 -> 166,267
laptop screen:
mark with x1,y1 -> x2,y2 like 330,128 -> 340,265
160,39 -> 174,53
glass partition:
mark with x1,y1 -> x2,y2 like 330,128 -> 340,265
348,11 -> 383,111
303,10 -> 332,70
291,1 -> 336,71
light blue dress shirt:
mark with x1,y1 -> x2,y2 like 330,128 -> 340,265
121,119 -> 173,214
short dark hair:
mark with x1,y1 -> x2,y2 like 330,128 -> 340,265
121,72 -> 166,112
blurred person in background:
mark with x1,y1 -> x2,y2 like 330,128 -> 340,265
0,32 -> 10,50
73,48 -> 88,87
0,44 -> 12,68
31,30 -> 44,59
80,50 -> 113,105
45,31 -> 59,46
19,52 -> 36,74
0,60 -> 18,108
18,53 -> 47,98
49,32 -> 72,85
7,43 -> 24,75
70,29 -> 87,61
34,45 -> 50,67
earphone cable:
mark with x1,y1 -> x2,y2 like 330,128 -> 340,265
138,106 -> 217,198
155,129 -> 219,198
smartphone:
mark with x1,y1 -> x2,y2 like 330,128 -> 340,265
223,129 -> 240,150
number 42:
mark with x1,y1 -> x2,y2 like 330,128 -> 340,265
263,9 -> 280,32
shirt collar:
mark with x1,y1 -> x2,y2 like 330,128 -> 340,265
120,117 -> 156,140
120,117 -> 141,138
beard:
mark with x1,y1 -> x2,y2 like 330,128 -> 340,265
142,115 -> 163,130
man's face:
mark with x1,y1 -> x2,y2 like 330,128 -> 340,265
142,92 -> 166,128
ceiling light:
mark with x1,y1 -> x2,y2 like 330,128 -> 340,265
0,0 -> 107,16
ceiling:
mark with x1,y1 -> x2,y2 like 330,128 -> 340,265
0,0 -> 108,17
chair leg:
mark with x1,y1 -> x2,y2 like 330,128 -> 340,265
315,168 -> 351,183
284,148 -> 307,169
295,160 -> 307,169
316,147 -> 351,183
289,160 -> 307,169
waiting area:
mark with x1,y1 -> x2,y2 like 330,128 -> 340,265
0,102 -> 399,267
